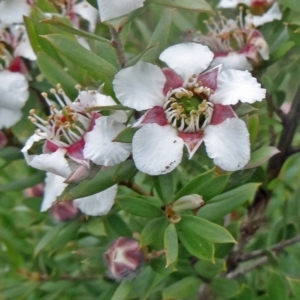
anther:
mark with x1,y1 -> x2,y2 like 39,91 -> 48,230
41,92 -> 48,98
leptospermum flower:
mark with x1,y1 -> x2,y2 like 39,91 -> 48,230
0,0 -> 33,25
22,85 -> 131,177
97,0 -> 145,22
217,0 -> 282,27
113,43 -> 266,175
193,11 -> 269,71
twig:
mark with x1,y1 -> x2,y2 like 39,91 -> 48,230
227,257 -> 268,279
226,83 -> 300,272
240,234 -> 300,262
109,27 -> 126,68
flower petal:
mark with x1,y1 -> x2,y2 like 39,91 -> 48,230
42,172 -> 67,211
211,69 -> 266,105
245,3 -> 282,27
178,132 -> 204,159
83,116 -> 131,166
0,107 -> 22,129
210,104 -> 236,125
217,0 -> 248,8
132,124 -> 184,175
211,53 -> 252,71
74,185 -> 117,216
73,1 -> 99,32
0,0 -> 31,24
159,43 -> 214,81
113,61 -> 166,111
0,71 -> 29,110
162,68 -> 184,95
135,106 -> 168,126
13,29 -> 36,61
97,0 -> 145,22
198,65 -> 221,91
204,118 -> 250,171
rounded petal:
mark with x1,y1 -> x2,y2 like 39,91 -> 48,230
211,69 -> 266,105
0,71 -> 29,110
83,116 -> 132,166
113,61 -> 165,111
245,3 -> 282,27
204,118 -> 250,171
132,124 -> 184,175
97,0 -> 145,22
159,43 -> 214,81
73,1 -> 98,32
42,173 -> 67,211
211,53 -> 252,71
13,31 -> 36,61
74,185 -> 117,216
0,0 -> 31,24
217,0 -> 248,8
0,107 -> 22,129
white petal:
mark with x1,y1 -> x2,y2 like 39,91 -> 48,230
73,1 -> 98,32
13,30 -> 36,61
26,148 -> 72,178
0,71 -> 29,110
245,3 -> 282,27
132,124 -> 184,175
0,0 -> 31,24
0,107 -> 22,129
204,118 -> 250,171
217,0 -> 248,8
211,69 -> 266,105
74,185 -> 117,216
83,116 -> 131,166
42,173 -> 67,211
211,53 -> 253,71
97,0 -> 145,22
113,61 -> 166,111
159,43 -> 214,81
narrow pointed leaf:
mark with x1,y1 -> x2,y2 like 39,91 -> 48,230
164,224 -> 178,266
113,127 -> 138,143
244,146 -> 280,169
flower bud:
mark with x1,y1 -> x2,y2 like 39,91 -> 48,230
23,183 -> 44,198
49,201 -> 79,222
0,131 -> 7,149
104,237 -> 144,281
172,194 -> 204,213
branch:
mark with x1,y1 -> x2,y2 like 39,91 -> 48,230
109,27 -> 126,68
240,234 -> 300,262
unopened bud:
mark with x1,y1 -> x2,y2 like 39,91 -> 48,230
49,201 -> 79,222
23,183 -> 44,198
0,131 -> 7,149
172,194 -> 204,213
104,237 -> 144,281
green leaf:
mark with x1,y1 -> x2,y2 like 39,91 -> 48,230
210,278 -> 239,299
180,215 -> 236,244
148,0 -> 213,13
164,223 -> 178,267
113,127 -> 138,143
176,221 -> 214,261
281,0 -> 300,12
149,257 -> 177,276
58,160 -> 137,201
268,41 -> 295,65
235,103 -> 258,117
245,146 -> 280,169
111,281 -> 132,300
34,224 -> 64,256
197,183 -> 260,221
163,277 -> 201,299
140,217 -> 168,247
248,114 -> 259,144
37,52 -> 78,99
41,20 -> 111,44
267,272 -> 288,300
105,214 -> 132,236
86,105 -> 131,112
154,173 -> 174,204
0,147 -> 23,161
142,8 -> 175,62
125,44 -> 159,67
117,196 -> 163,218
236,285 -> 254,300
42,34 -> 118,81
194,258 -> 226,280
175,169 -> 230,200
0,172 -> 45,192
287,277 -> 300,300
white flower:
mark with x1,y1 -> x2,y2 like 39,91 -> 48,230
0,0 -> 32,25
113,43 -> 266,175
42,171 -> 117,216
193,11 -> 269,71
0,70 -> 28,129
22,85 -> 131,177
218,0 -> 282,27
97,0 -> 145,22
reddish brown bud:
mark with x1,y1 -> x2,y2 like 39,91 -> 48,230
49,201 -> 79,222
104,237 -> 144,281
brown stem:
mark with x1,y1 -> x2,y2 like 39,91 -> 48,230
226,83 -> 300,272
109,27 -> 126,68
